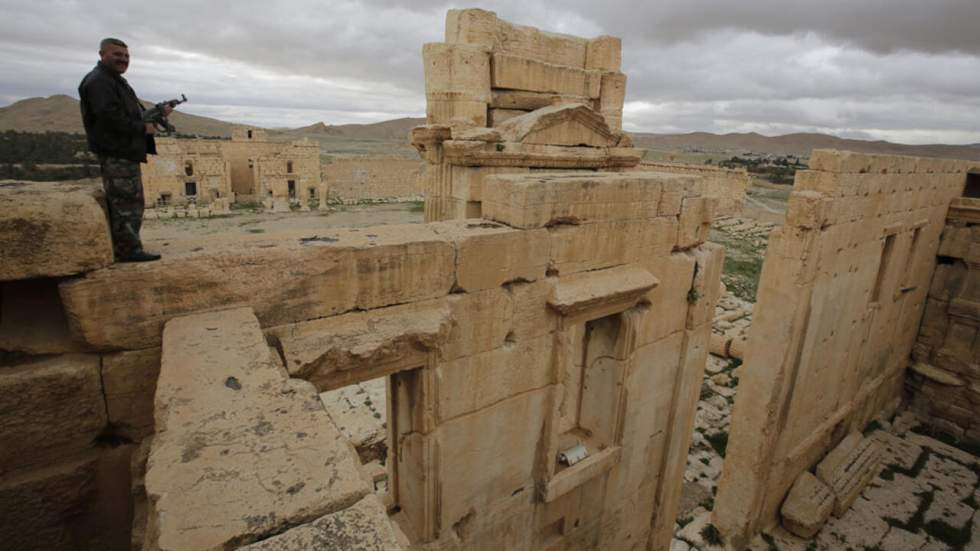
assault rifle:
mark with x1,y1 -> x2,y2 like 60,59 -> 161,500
143,94 -> 188,134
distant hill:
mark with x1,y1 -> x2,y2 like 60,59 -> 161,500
3,95 -> 979,161
631,131 -> 980,161
0,95 -> 243,137
276,117 -> 425,141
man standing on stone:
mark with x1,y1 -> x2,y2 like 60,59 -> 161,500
79,37 -> 169,262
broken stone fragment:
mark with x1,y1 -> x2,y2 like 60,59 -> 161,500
0,180 -> 113,281
815,433 -> 882,517
780,471 -> 834,539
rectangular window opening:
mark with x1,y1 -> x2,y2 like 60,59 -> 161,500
287,160 -> 294,173
871,233 -> 896,303
963,172 -> 980,198
288,180 -> 296,199
184,181 -> 197,196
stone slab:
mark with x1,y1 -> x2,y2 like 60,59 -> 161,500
482,171 -> 680,229
815,433 -> 882,517
0,354 -> 106,474
491,53 -> 599,97
144,307 -> 370,550
430,220 -> 550,292
548,264 -> 658,319
780,471 -> 834,539
240,494 -> 404,551
268,300 -> 451,392
0,180 -> 112,281
59,223 -> 455,350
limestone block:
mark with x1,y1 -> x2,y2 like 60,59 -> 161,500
586,36 -> 622,72
102,348 -> 162,440
267,300 -> 452,392
494,103 -> 617,147
815,433 -> 882,517
0,278 -> 86,354
437,333 -> 552,421
482,172 -> 679,229
145,307 -> 370,550
59,223 -> 455,350
423,43 -> 491,102
441,140 -> 643,168
510,278 -> 560,339
0,456 -> 98,551
686,243 -> 725,329
445,288 -> 514,360
709,333 -> 732,357
786,190 -> 830,229
490,90 -> 589,110
240,494 -> 404,550
448,165 -> 529,203
910,362 -> 965,386
426,99 -> 488,128
549,217 -> 678,275
438,387 -> 552,530
548,264 -> 658,320
445,8 -> 496,47
0,354 -> 106,473
488,108 -> 527,126
0,181 -> 112,281
597,72 -> 627,131
676,196 -> 716,250
780,471 -> 834,539
491,53 -> 599,98
636,252 -> 696,346
430,220 -> 550,291
729,335 -> 748,360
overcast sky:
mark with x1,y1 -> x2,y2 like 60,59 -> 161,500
1,1 -> 978,144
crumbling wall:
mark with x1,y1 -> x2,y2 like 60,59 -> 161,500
0,181 -> 134,551
143,138 -> 232,207
713,149 -> 975,548
416,8 -> 635,221
907,193 -> 980,446
322,157 -> 423,203
631,161 -> 749,217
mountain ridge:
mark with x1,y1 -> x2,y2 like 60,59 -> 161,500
3,95 -> 979,161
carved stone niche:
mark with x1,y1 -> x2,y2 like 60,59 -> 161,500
539,265 -> 658,503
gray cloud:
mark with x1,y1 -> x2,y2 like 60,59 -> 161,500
1,0 -> 978,144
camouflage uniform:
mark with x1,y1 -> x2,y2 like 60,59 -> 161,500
99,155 -> 145,259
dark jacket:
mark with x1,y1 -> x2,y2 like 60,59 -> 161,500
78,62 -> 156,162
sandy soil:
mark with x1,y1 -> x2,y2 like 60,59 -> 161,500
141,203 -> 423,255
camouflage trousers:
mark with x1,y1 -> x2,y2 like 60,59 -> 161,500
99,156 -> 145,258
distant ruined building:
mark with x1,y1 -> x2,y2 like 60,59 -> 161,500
142,127 -> 323,208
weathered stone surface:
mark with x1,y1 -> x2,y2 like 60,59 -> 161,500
60,223 -> 455,350
910,361 -> 965,386
446,8 -> 589,68
548,264 -> 658,319
815,433 -> 882,517
0,180 -> 112,281
240,494 -> 404,550
494,103 -> 617,147
0,455 -> 98,551
482,171 -> 680,229
549,216 -> 678,274
268,300 -> 451,392
492,53 -> 599,97
102,348 -> 161,440
431,220 -> 550,291
144,307 -> 370,550
441,139 -> 643,168
490,90 -> 589,110
780,471 -> 834,539
0,354 -> 105,473
0,278 -> 86,354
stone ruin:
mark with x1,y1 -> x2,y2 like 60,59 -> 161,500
0,7 -> 978,551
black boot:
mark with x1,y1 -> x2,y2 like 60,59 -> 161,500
119,249 -> 161,262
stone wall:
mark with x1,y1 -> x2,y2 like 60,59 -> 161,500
143,138 -> 232,207
712,150 -> 976,548
631,161 -> 749,217
908,193 -> 980,446
143,131 -> 322,207
322,157 -> 424,203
